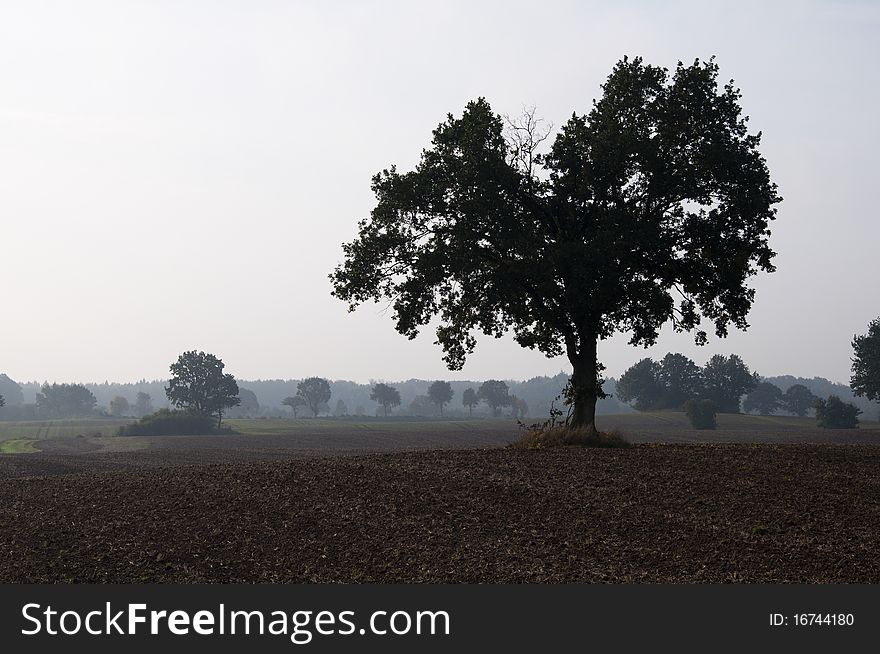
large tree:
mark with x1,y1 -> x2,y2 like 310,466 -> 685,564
282,395 -> 307,418
851,317 -> 880,401
297,377 -> 332,417
370,383 -> 401,417
742,381 -> 783,416
331,57 -> 780,432
701,354 -> 758,413
462,387 -> 479,416
427,380 -> 454,415
616,358 -> 663,411
36,383 -> 97,417
782,384 -> 815,417
658,353 -> 704,409
165,350 -> 241,428
478,380 -> 512,417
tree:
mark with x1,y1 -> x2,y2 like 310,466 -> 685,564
370,383 -> 401,417
851,317 -> 880,401
658,353 -> 704,409
815,395 -> 861,429
296,377 -> 332,417
427,380 -> 454,415
0,395 -> 4,408
742,381 -> 783,415
109,396 -> 131,417
165,350 -> 241,429
511,395 -> 529,419
335,399 -> 348,416
330,57 -> 780,433
782,384 -> 815,417
36,383 -> 97,417
134,391 -> 153,418
701,354 -> 758,413
616,358 -> 663,411
462,387 -> 479,416
282,395 -> 307,418
478,380 -> 511,417
684,399 -> 717,430
409,395 -> 435,416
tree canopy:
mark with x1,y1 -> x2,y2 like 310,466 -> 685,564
165,350 -> 241,428
701,354 -> 758,413
782,384 -> 815,417
742,381 -> 783,416
36,383 -> 97,417
282,395 -> 307,418
462,387 -> 479,416
370,383 -> 401,417
478,380 -> 512,417
331,57 -> 779,431
427,380 -> 454,415
297,377 -> 332,417
851,317 -> 880,401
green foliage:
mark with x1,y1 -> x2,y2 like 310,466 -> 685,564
35,383 -> 97,417
118,409 -> 218,436
369,383 -> 400,416
684,399 -> 717,430
427,380 -> 454,415
297,377 -> 332,417
478,380 -> 512,417
851,317 -> 880,401
815,395 -> 861,429
330,57 -> 779,429
702,354 -> 758,413
282,395 -> 307,418
165,350 -> 240,428
782,384 -> 815,417
742,381 -> 783,415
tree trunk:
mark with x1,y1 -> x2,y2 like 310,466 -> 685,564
568,336 -> 599,433
217,409 -> 223,430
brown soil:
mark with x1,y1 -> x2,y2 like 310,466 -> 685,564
1,443 -> 878,583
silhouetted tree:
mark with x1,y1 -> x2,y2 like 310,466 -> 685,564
165,350 -> 240,428
232,388 -> 260,417
462,387 -> 479,416
851,317 -> 880,401
370,383 -> 400,417
742,381 -> 783,415
427,380 -> 454,415
331,57 -> 780,433
36,383 -> 98,417
616,358 -> 663,411
815,395 -> 861,429
109,395 -> 131,417
511,395 -> 529,419
478,380 -> 511,417
297,377 -> 332,417
134,391 -> 153,418
684,399 -> 717,430
659,353 -> 704,409
335,399 -> 348,416
409,395 -> 435,416
782,384 -> 815,417
0,374 -> 23,406
701,354 -> 758,413
282,395 -> 307,418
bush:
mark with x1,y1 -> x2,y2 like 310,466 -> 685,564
815,395 -> 861,429
510,426 -> 631,449
117,410 -> 220,436
684,399 -> 717,430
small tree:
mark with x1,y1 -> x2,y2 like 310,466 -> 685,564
511,396 -> 529,419
335,399 -> 348,416
134,391 -> 153,418
684,399 -> 717,430
427,380 -> 454,415
370,383 -> 401,417
815,395 -> 861,429
742,381 -> 783,415
478,380 -> 511,417
235,388 -> 260,416
282,395 -> 307,418
782,384 -> 816,417
462,387 -> 479,416
109,396 -> 131,417
852,317 -> 880,401
165,350 -> 241,429
297,377 -> 332,417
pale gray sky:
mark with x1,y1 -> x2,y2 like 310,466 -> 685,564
1,0 -> 878,385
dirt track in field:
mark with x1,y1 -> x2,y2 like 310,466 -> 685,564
1,443 -> 879,583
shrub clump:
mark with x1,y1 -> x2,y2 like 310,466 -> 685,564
118,409 -> 221,436
815,395 -> 861,429
684,399 -> 717,430
511,426 -> 631,449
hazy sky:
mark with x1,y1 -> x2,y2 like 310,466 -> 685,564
1,0 -> 878,385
